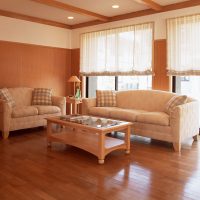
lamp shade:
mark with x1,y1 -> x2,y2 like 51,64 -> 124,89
67,76 -> 81,83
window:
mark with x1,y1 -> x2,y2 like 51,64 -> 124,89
175,76 -> 200,125
80,22 -> 153,76
167,14 -> 200,75
87,76 -> 152,98
87,76 -> 115,98
118,76 -> 152,91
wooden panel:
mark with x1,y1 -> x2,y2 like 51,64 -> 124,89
72,0 -> 200,29
137,0 -> 162,11
152,39 -> 170,91
0,40 -> 71,96
0,9 -> 71,29
32,0 -> 109,22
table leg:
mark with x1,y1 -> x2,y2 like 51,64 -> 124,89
125,126 -> 131,154
74,103 -> 77,115
47,121 -> 52,147
98,133 -> 105,164
70,103 -> 73,115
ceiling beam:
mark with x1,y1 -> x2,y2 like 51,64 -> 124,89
72,0 -> 200,29
136,0 -> 163,11
0,9 -> 71,29
31,0 -> 109,22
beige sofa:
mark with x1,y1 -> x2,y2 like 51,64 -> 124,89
0,87 -> 66,139
82,90 -> 199,152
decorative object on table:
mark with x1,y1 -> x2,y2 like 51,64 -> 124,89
67,76 -> 81,97
75,88 -> 81,99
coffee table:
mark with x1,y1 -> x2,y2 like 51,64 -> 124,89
46,115 -> 132,164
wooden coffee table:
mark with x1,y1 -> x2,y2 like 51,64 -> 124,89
46,115 -> 132,164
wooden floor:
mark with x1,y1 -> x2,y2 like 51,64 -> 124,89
0,129 -> 200,200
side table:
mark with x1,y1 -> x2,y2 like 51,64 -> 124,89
66,97 -> 82,115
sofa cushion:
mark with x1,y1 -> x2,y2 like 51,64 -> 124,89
137,112 -> 169,126
165,95 -> 187,114
12,106 -> 38,118
32,88 -> 52,106
0,88 -> 15,107
96,90 -> 116,107
88,107 -> 116,118
36,106 -> 61,115
109,108 -> 146,122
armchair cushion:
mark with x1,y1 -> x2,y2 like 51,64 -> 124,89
12,106 -> 38,118
36,106 -> 61,115
32,88 -> 52,105
0,88 -> 15,107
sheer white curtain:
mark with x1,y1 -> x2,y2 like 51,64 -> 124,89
80,22 -> 153,76
167,14 -> 200,75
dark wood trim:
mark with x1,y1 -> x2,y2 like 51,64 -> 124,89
31,0 -> 109,22
71,0 -> 200,29
1,0 -> 199,29
86,77 -> 89,98
0,9 -> 71,29
172,76 -> 176,93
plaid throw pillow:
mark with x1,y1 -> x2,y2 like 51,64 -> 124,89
0,88 -> 15,107
32,88 -> 52,105
96,90 -> 116,107
165,95 -> 187,114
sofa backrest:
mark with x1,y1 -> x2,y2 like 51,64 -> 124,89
8,87 -> 33,106
116,90 -> 177,112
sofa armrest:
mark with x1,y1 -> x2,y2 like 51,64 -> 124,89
52,96 -> 66,115
170,101 -> 199,142
82,98 -> 96,115
0,99 -> 12,132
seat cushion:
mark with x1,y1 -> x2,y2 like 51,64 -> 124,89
36,106 -> 61,115
88,107 -> 116,118
109,108 -> 146,122
12,106 -> 38,118
137,112 -> 169,126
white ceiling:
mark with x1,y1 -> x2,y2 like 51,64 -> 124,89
0,0 -> 192,25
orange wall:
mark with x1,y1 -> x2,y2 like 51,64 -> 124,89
0,40 -> 71,96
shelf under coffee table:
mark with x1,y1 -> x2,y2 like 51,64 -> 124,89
46,115 -> 132,164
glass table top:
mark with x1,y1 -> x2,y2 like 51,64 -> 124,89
59,115 -> 123,128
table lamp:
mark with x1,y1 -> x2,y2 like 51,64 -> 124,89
68,76 -> 81,97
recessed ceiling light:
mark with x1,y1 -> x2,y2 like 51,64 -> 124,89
112,5 -> 119,9
68,16 -> 74,20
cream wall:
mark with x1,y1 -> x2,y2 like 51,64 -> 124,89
71,5 -> 200,48
0,16 -> 71,49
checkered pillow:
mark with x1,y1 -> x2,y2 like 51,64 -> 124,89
96,90 -> 116,107
165,95 -> 187,114
32,88 -> 52,105
0,88 -> 15,107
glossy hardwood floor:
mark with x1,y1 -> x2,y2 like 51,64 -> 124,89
0,129 -> 200,200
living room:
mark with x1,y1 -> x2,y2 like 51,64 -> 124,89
0,0 -> 200,199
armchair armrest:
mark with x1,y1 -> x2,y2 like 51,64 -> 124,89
52,96 -> 66,115
170,100 -> 199,143
0,99 -> 12,133
82,98 -> 96,115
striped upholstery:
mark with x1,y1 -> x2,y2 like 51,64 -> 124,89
96,90 -> 116,107
0,88 -> 15,107
32,88 -> 52,105
165,95 -> 187,114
